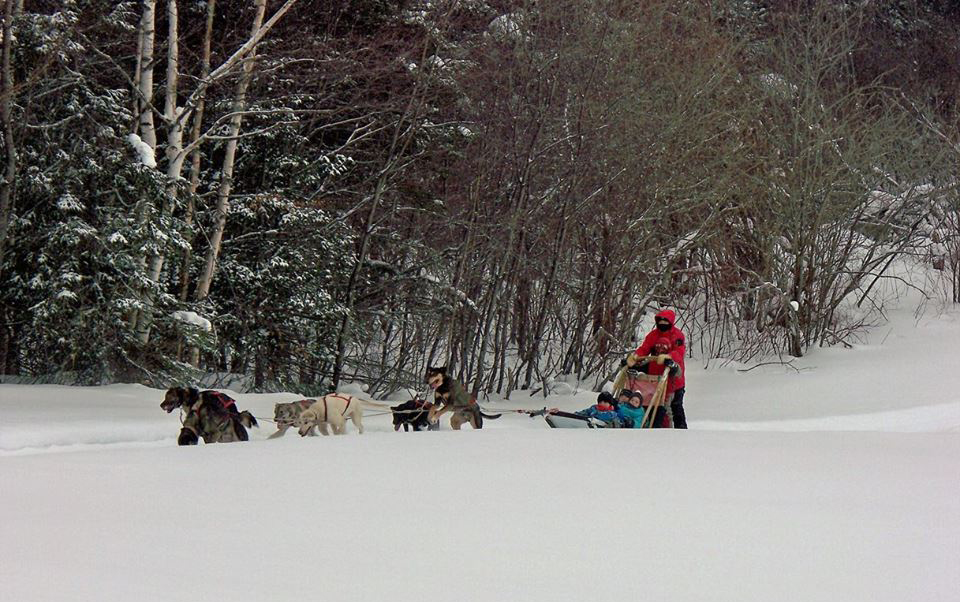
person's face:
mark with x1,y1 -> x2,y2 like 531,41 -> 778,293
629,396 -> 642,407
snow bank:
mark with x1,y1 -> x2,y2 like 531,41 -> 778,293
1,430 -> 957,602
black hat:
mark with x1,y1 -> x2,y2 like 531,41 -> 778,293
597,391 -> 614,404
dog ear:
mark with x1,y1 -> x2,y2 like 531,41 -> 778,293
185,387 -> 199,404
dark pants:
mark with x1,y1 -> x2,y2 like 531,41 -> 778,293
670,387 -> 687,429
650,406 -> 668,428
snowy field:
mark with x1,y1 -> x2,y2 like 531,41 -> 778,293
2,284 -> 960,601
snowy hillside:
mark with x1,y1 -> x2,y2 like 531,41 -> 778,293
1,281 -> 959,601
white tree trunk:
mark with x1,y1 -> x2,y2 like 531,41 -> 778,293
189,0 -> 300,367
136,0 -> 157,149
128,0 -> 157,335
0,0 -> 19,277
136,0 -> 182,345
193,0 -> 267,305
178,0 -> 216,303
140,0 -> 298,346
163,0 -> 182,200
128,0 -> 297,351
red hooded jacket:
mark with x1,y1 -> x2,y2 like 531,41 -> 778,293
634,309 -> 686,393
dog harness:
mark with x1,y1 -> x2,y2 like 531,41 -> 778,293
180,399 -> 237,443
180,392 -> 236,426
319,394 -> 353,421
204,390 -> 236,411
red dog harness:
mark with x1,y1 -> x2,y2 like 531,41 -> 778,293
204,390 -> 236,411
319,394 -> 353,421
181,391 -> 236,428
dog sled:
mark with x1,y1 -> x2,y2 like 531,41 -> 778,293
616,365 -> 673,429
521,358 -> 674,429
545,411 -> 614,429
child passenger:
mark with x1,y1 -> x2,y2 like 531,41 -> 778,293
617,390 -> 647,428
575,391 -> 621,426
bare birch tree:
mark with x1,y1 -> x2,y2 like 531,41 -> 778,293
0,0 -> 20,275
177,0 -> 216,304
132,0 -> 299,345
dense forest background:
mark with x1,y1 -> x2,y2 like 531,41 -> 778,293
1,0 -> 959,396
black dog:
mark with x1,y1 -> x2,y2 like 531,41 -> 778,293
391,399 -> 439,432
161,386 -> 258,445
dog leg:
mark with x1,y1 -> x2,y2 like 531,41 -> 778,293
178,427 -> 199,446
267,425 -> 291,439
234,422 -> 250,442
428,404 -> 450,425
317,422 -> 330,436
329,415 -> 346,435
351,409 -> 364,434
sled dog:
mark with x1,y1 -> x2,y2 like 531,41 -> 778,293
297,393 -> 392,436
424,366 -> 501,430
161,386 -> 258,445
391,399 -> 439,432
268,399 -> 317,439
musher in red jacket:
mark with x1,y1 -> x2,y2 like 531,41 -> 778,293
624,309 -> 688,428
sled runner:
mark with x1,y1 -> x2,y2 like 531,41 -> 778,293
518,407 -> 619,429
544,410 -> 613,429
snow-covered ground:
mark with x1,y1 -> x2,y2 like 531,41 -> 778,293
2,278 -> 959,601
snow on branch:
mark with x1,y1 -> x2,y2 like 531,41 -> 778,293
173,311 -> 212,332
126,133 -> 157,168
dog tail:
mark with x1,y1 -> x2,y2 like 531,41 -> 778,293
480,412 -> 502,420
238,410 -> 258,429
358,398 -> 394,411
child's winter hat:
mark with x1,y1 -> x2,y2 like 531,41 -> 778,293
653,337 -> 672,354
597,391 -> 614,404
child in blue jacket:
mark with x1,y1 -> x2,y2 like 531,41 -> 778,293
575,392 -> 621,426
617,390 -> 647,428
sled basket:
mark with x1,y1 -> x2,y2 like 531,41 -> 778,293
621,369 -> 672,428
